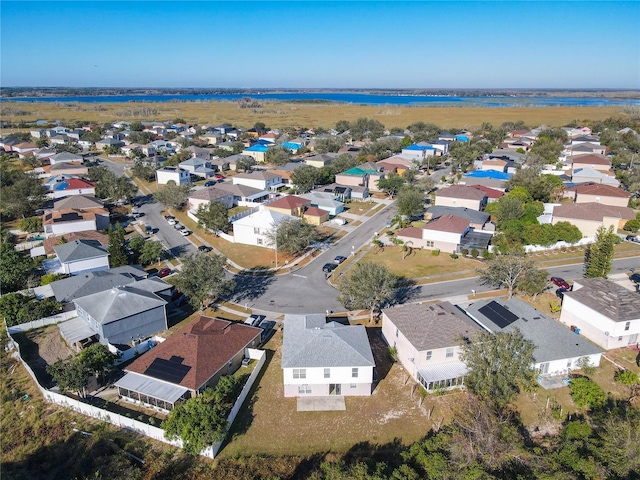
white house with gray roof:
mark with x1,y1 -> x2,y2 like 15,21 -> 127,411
381,302 -> 482,391
559,278 -> 640,350
53,239 -> 109,275
73,285 -> 168,347
465,298 -> 603,376
281,314 -> 375,397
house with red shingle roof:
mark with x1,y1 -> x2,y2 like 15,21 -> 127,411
396,214 -> 492,253
435,185 -> 487,211
49,177 -> 95,199
570,153 -> 612,172
470,185 -> 504,203
115,316 -> 262,411
264,195 -> 310,216
567,182 -> 631,208
302,206 -> 330,225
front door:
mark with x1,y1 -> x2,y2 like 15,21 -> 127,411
628,333 -> 638,345
329,384 -> 341,395
539,363 -> 549,375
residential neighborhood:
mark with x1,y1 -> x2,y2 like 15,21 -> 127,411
2,110 -> 640,478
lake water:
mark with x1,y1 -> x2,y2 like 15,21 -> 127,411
3,92 -> 639,107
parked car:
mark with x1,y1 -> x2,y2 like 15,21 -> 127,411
626,235 -> 640,243
258,320 -> 276,343
334,255 -> 347,264
156,268 -> 172,278
164,215 -> 175,221
145,225 -> 153,234
630,273 -> 640,284
198,245 -> 213,252
204,180 -> 216,187
167,218 -> 177,225
179,229 -> 191,236
244,314 -> 265,328
174,223 -> 185,230
214,174 -> 225,180
556,288 -> 568,299
323,263 -> 338,273
550,277 -> 570,290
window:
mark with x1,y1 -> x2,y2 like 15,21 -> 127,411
426,351 -> 432,361
618,336 -> 623,341
256,238 -> 263,245
426,241 -> 434,247
567,359 -> 572,368
254,227 -> 260,234
298,385 -> 311,394
324,368 -> 330,379
293,368 -> 306,379
350,384 -> 357,389
395,327 -> 399,338
446,347 -> 454,358
625,322 -> 631,331
352,367 -> 359,378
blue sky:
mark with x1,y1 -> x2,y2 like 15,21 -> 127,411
1,1 -> 638,89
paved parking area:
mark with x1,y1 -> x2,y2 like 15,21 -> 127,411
297,396 -> 346,411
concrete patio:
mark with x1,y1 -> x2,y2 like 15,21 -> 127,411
538,375 -> 571,390
297,396 -> 346,411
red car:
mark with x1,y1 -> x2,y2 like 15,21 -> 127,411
214,174 -> 225,180
156,268 -> 172,278
550,277 -> 570,290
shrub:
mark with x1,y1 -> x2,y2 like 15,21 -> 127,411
388,346 -> 398,363
461,248 -> 469,256
569,377 -> 607,409
482,250 -> 493,259
471,249 -> 479,258
431,249 -> 440,256
614,369 -> 639,386
18,216 -> 42,233
550,300 -> 562,313
450,253 -> 459,259
623,219 -> 640,233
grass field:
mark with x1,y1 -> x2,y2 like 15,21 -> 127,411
0,100 -> 632,131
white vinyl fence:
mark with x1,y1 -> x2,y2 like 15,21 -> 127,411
5,325 -> 266,459
7,310 -> 78,334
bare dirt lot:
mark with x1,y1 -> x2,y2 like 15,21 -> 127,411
13,326 -> 75,388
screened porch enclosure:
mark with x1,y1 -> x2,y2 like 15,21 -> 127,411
417,361 -> 468,391
115,372 -> 191,411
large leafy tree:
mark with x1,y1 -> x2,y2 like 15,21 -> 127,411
349,117 -> 384,141
107,225 -> 128,268
173,252 -> 234,310
517,267 -> 549,300
46,356 -> 90,398
338,262 -> 397,323
459,329 -> 536,410
290,165 -> 319,193
138,240 -> 164,266
376,173 -> 405,198
163,375 -> 243,456
477,252 -> 537,299
153,183 -> 192,210
197,200 -> 230,234
130,159 -> 157,182
264,145 -> 291,166
584,225 -> 617,278
395,185 -> 424,218
265,217 -> 320,255
0,170 -> 46,219
77,343 -> 118,378
0,243 -> 33,293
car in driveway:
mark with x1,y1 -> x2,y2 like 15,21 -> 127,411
204,180 -> 216,187
334,255 -> 347,264
198,245 -> 213,252
156,268 -> 172,278
630,273 -> 640,284
550,277 -> 570,290
214,174 -> 225,180
323,263 -> 338,273
626,235 -> 640,243
145,225 -> 154,234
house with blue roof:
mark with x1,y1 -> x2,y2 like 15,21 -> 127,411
282,141 -> 304,153
402,142 -> 437,159
243,143 -> 269,163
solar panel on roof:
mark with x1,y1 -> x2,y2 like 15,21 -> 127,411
144,357 -> 191,384
478,301 -> 518,329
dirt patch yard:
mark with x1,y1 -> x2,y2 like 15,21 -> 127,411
220,327 -> 454,457
13,326 -> 75,388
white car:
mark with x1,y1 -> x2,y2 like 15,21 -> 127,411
180,229 -> 191,236
167,218 -> 176,226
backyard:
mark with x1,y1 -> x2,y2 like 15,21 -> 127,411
220,328 -> 457,457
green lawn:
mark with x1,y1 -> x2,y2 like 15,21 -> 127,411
359,246 -> 482,279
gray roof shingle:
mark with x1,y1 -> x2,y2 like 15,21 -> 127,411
567,278 -> 640,322
281,314 -> 375,368
464,298 -> 603,363
54,239 -> 108,263
74,285 -> 167,325
383,302 -> 481,351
